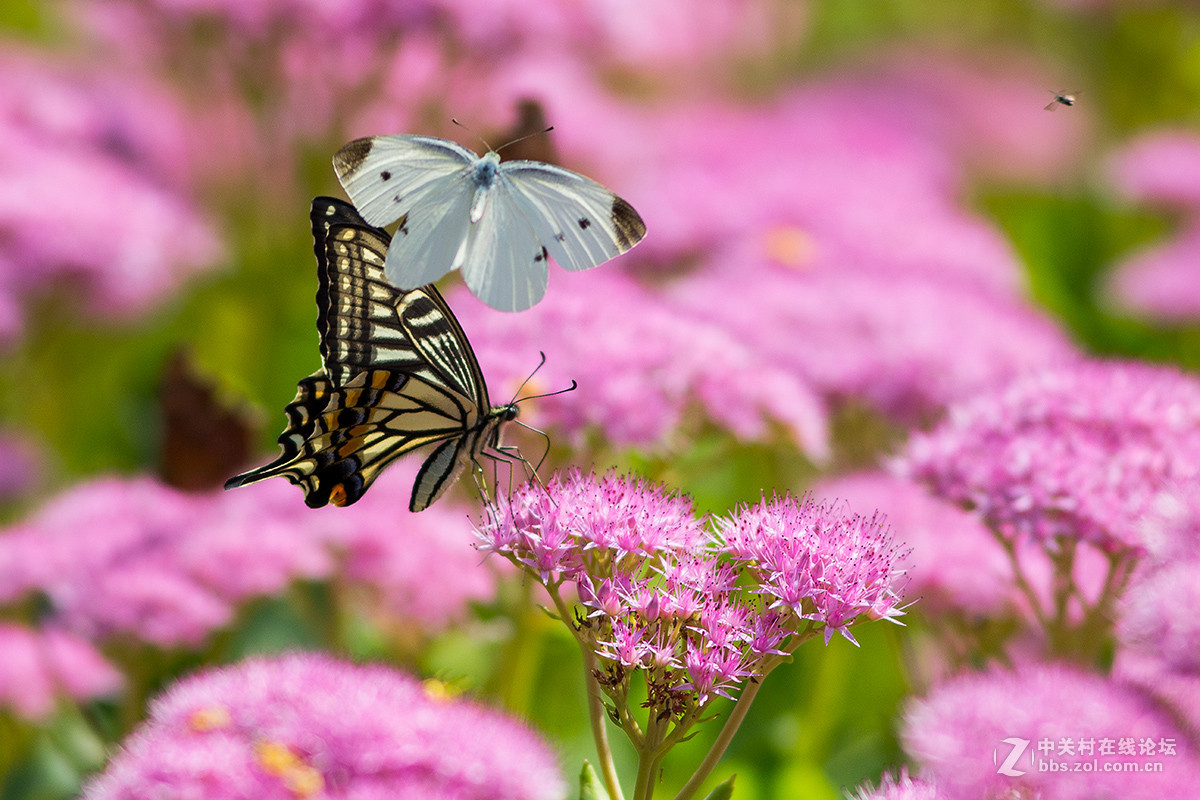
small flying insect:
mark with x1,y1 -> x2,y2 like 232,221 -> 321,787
1045,90 -> 1081,111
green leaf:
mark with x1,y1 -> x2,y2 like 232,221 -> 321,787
579,761 -> 609,800
700,775 -> 736,800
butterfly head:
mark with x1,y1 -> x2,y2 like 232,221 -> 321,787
472,151 -> 502,188
499,402 -> 520,423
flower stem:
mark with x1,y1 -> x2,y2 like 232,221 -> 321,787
547,584 -> 626,800
670,675 -> 765,800
633,746 -> 667,800
999,535 -> 1050,631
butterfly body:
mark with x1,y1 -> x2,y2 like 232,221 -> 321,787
333,134 -> 646,312
225,197 -> 522,511
1045,91 -> 1079,111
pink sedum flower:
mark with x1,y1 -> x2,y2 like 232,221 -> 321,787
1120,559 -> 1200,675
0,623 -> 122,720
1105,223 -> 1200,321
720,493 -> 908,645
1114,483 -> 1200,737
0,470 -> 494,648
849,769 -> 943,800
0,47 -> 222,332
481,471 -> 906,709
83,653 -> 564,800
902,663 -> 1200,799
1108,130 -> 1200,209
1104,132 -> 1200,320
456,268 -> 830,459
671,258 -> 1076,423
813,473 -> 1013,617
901,360 -> 1200,552
618,90 -> 1019,289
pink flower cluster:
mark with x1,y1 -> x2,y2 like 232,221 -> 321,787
1113,482 -> 1200,738
84,652 -> 564,800
850,770 -> 941,800
1105,131 -> 1200,320
903,663 -> 1200,799
671,260 -> 1076,422
478,471 -> 906,706
0,469 -> 493,648
455,268 -> 829,458
813,473 -> 1013,617
901,360 -> 1200,552
0,46 -> 222,342
0,623 -> 122,720
443,71 -> 1080,445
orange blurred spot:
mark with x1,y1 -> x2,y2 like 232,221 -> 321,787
285,765 -> 325,798
255,741 -> 301,776
188,706 -> 232,732
329,484 -> 348,506
763,226 -> 816,269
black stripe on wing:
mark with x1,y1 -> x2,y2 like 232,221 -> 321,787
321,223 -> 440,387
224,371 -> 332,489
312,197 -> 389,369
226,369 -> 473,507
396,285 -> 489,410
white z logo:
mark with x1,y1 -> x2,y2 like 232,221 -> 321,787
995,737 -> 1030,777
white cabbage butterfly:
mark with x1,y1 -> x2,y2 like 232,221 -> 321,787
332,134 -> 647,312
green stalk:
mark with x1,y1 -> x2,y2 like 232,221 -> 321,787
547,584 -> 626,800
669,675 -> 765,800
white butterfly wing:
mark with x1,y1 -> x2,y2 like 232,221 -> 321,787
498,161 -> 647,272
459,180 -> 550,312
382,171 -> 475,290
334,135 -> 480,289
332,135 -> 476,227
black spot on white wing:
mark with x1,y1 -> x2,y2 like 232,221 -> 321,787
332,137 -> 375,180
610,196 -> 646,252
534,246 -> 548,263
578,217 -> 591,230
380,170 -> 391,181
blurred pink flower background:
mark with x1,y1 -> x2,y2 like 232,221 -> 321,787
2,0 -> 1199,798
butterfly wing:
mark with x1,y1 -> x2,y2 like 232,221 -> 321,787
498,161 -> 646,272
223,371 -> 333,494
319,220 -> 455,387
333,135 -> 478,290
332,135 -> 476,227
227,200 -> 502,510
393,284 -> 491,410
225,369 -> 480,508
455,178 -> 551,312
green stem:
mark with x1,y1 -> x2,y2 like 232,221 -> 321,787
1047,539 -> 1077,654
999,535 -> 1050,632
547,584 -> 626,800
670,675 -> 765,800
633,747 -> 667,800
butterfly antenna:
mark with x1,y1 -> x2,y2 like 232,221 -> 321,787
451,118 -> 494,153
507,352 -> 547,406
520,380 -> 578,403
496,126 -> 555,155
509,350 -> 577,405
